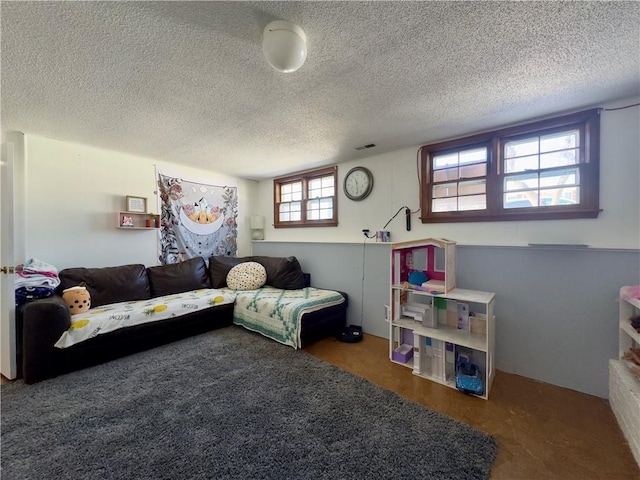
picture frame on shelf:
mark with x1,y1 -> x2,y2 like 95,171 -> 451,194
126,196 -> 147,213
121,215 -> 134,227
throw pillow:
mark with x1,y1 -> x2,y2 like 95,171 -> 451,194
226,262 -> 267,291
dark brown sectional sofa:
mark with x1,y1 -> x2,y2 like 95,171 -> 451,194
18,256 -> 347,384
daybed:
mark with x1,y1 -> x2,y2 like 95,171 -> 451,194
18,256 -> 348,384
208,256 -> 348,348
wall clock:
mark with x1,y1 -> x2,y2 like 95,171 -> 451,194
343,166 -> 374,201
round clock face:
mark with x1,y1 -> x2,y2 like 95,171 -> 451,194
344,167 -> 373,201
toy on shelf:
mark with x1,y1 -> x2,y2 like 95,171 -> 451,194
621,285 -> 640,302
623,347 -> 640,378
402,281 -> 442,295
392,237 -> 456,293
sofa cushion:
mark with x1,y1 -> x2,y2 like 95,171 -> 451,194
54,289 -> 235,349
226,262 -> 267,290
147,257 -> 211,297
59,264 -> 150,308
251,256 -> 306,290
208,255 -> 306,290
208,256 -> 250,288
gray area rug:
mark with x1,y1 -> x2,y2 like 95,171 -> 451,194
1,326 -> 497,479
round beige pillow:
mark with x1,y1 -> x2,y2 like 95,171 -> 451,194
226,262 -> 267,290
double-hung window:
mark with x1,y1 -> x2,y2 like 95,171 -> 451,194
421,109 -> 600,222
273,166 -> 338,228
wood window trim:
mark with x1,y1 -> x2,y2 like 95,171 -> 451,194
420,109 -> 601,223
273,165 -> 338,228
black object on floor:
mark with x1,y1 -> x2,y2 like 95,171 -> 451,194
338,324 -> 363,343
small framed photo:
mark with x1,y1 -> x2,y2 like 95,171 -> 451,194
126,196 -> 147,213
121,215 -> 134,227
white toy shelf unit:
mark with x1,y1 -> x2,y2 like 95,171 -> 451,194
389,237 -> 496,399
609,286 -> 640,467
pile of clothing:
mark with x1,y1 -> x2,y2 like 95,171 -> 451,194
15,258 -> 60,307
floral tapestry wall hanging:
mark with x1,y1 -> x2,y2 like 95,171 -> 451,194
157,173 -> 238,264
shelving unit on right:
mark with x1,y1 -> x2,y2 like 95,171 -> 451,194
609,286 -> 640,467
388,238 -> 496,399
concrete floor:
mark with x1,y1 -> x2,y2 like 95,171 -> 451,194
304,333 -> 640,480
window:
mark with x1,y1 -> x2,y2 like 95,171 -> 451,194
273,166 -> 338,228
431,146 -> 488,212
420,109 -> 600,222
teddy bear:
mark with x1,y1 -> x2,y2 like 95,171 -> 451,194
62,284 -> 91,314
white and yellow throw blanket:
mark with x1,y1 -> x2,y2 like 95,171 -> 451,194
226,286 -> 345,349
55,289 -> 236,349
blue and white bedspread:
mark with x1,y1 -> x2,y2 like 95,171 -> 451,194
225,286 -> 345,349
55,289 -> 236,349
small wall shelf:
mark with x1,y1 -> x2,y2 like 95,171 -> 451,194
117,211 -> 159,230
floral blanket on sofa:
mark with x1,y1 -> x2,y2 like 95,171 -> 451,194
225,286 -> 345,348
55,289 -> 236,349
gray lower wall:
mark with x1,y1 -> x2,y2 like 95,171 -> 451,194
253,241 -> 640,398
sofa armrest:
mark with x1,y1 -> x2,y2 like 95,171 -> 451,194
336,290 -> 348,307
302,273 -> 347,306
21,296 -> 71,383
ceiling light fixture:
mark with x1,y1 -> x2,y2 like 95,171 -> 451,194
262,20 -> 307,73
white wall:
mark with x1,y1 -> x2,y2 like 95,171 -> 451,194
23,135 -> 258,269
256,97 -> 640,250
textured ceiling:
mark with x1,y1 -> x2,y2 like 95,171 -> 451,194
2,1 -> 639,180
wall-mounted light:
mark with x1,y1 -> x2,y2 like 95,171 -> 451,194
251,215 -> 265,240
262,20 -> 307,73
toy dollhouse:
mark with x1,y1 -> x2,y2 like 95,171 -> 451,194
388,237 -> 497,399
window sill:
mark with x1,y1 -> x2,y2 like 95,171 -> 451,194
420,208 -> 602,223
274,221 -> 339,228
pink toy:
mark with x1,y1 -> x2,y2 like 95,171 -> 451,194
621,285 -> 640,301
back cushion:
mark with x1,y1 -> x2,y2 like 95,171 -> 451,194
251,256 -> 306,290
208,255 -> 305,290
59,264 -> 150,308
147,257 -> 210,297
208,256 -> 250,288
